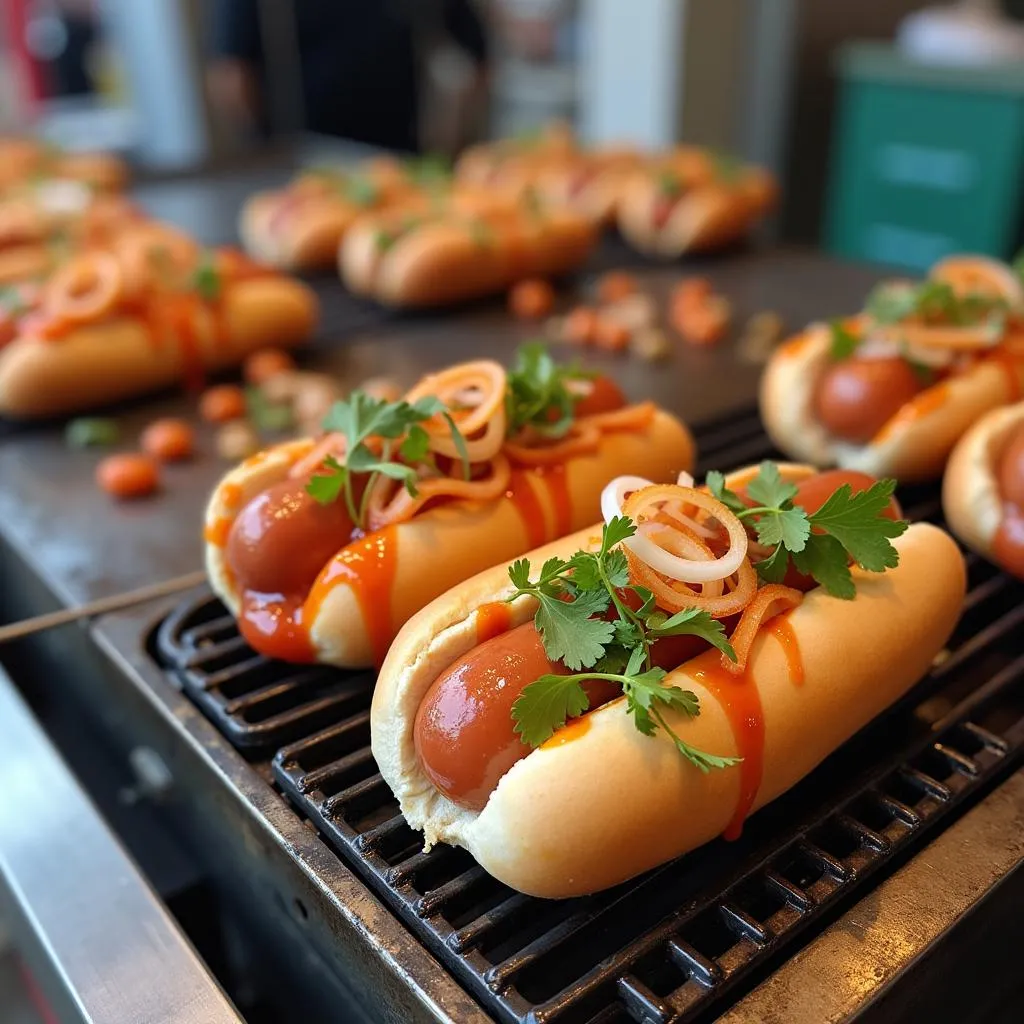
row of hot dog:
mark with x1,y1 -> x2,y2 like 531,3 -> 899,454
240,124 -> 777,306
201,243 -> 1024,896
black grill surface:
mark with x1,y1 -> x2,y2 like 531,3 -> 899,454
156,407 -> 1024,1024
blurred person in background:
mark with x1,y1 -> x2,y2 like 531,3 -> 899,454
207,0 -> 490,153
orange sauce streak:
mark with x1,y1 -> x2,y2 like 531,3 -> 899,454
476,602 -> 512,645
691,650 -> 765,841
993,503 -> 1024,579
239,592 -> 315,663
873,382 -> 951,444
505,468 -> 548,548
540,715 -> 591,749
306,526 -> 399,668
540,465 -> 573,539
770,617 -> 804,687
204,518 -> 232,547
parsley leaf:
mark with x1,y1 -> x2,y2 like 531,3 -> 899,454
534,589 -> 613,670
647,607 -> 736,662
602,514 -> 637,554
807,480 -> 907,571
512,675 -> 591,747
791,534 -> 855,599
306,455 -> 346,505
190,251 -> 221,302
505,342 -> 596,439
657,170 -> 682,198
746,460 -> 798,508
345,175 -> 379,207
706,471 -> 748,515
829,319 -> 860,360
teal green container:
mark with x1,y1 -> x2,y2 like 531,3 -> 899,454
826,43 -> 1024,271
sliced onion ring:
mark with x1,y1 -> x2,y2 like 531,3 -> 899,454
621,484 -> 748,584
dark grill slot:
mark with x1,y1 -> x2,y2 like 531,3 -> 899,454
153,407 -> 1024,1023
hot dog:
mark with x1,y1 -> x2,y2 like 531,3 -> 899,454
204,347 -> 696,667
616,147 -> 777,258
942,400 -> 1024,578
533,146 -> 645,227
761,255 -> 1024,482
240,158 -> 429,271
0,138 -> 128,194
0,224 -> 317,418
371,462 -> 964,898
339,191 -> 597,308
454,121 -> 577,198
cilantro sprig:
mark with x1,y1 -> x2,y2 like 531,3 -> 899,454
190,250 -> 221,302
305,392 -> 468,529
707,461 -> 908,599
508,516 -> 739,773
865,279 -> 1007,328
505,342 -> 595,439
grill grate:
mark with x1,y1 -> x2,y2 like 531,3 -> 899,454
157,407 -> 1024,1023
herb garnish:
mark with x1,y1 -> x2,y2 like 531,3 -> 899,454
508,516 -> 739,772
829,320 -> 859,360
707,461 -> 907,599
190,251 -> 221,302
657,170 -> 682,198
344,175 -> 379,207
505,342 -> 594,439
0,285 -> 28,318
865,279 -> 1006,327
306,392 -> 469,529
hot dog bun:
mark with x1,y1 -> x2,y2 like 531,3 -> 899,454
338,203 -> 597,308
617,161 -> 777,259
942,400 -> 1024,563
760,325 -> 1024,482
205,409 -> 695,667
372,464 -> 965,898
0,276 -> 317,418
240,192 -> 361,271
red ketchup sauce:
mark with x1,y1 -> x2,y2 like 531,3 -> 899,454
994,423 -> 1024,578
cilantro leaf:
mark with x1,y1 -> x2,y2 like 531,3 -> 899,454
746,461 -> 799,509
505,342 -> 595,439
534,591 -> 613,670
829,320 -> 860,360
344,175 -> 379,207
752,505 -> 810,554
306,455 -> 346,505
657,170 -> 682,198
602,549 -> 630,590
753,542 -> 791,585
400,424 -> 431,463
808,480 -> 907,572
602,515 -> 637,554
191,251 -> 221,302
630,586 -> 656,617
511,675 -> 591,747
864,281 -> 918,325
706,471 -> 748,515
567,551 -> 602,591
648,607 -> 737,662
791,534 -> 855,599
508,558 -> 532,591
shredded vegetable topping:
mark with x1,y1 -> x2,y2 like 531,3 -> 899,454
303,345 -> 656,530
509,462 -> 910,769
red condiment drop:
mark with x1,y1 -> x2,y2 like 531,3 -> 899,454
690,650 -> 765,841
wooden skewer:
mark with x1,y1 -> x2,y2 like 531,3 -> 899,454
0,570 -> 209,644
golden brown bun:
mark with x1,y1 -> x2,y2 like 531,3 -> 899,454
0,277 -> 317,418
617,163 -> 777,259
240,191 -> 360,270
205,409 -> 696,667
0,244 -> 52,285
339,205 -> 598,308
371,464 -> 965,897
942,401 -> 1024,561
760,326 -> 1024,482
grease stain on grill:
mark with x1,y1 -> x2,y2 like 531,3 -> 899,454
154,406 -> 1024,1024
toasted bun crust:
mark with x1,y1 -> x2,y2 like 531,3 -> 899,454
942,401 -> 1024,559
240,192 -> 359,270
617,168 -> 776,258
338,208 -> 598,308
372,466 -> 965,897
205,410 -> 695,667
0,243 -> 52,285
760,327 -> 1024,482
0,277 -> 317,418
